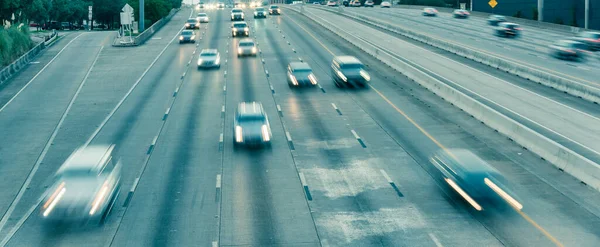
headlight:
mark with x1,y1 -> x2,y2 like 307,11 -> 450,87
179,36 -> 184,40
197,59 -> 203,65
261,125 -> 270,141
308,73 -> 318,85
484,178 -> 523,210
289,74 -> 298,85
336,70 -> 347,82
251,47 -> 257,53
231,14 -> 235,18
238,48 -> 243,54
215,56 -> 220,64
233,28 -> 238,32
360,70 -> 370,81
90,182 -> 110,215
191,35 -> 195,40
254,11 -> 258,15
42,182 -> 66,217
185,23 -> 190,27
241,13 -> 245,17
235,126 -> 243,142
244,27 -> 249,32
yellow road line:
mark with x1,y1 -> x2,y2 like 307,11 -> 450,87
285,9 -> 565,247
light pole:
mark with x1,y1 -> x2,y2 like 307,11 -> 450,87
140,0 -> 145,32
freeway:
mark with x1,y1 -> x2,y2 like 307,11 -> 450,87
329,6 -> 600,94
0,3 -> 599,247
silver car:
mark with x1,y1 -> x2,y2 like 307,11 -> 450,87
41,145 -> 121,224
287,62 -> 318,87
198,49 -> 221,69
197,13 -> 209,23
549,40 -> 589,61
234,102 -> 272,147
237,38 -> 257,57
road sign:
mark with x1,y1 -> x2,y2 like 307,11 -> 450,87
489,0 -> 498,8
122,3 -> 134,13
88,6 -> 93,20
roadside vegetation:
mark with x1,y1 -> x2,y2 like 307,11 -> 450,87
0,25 -> 33,67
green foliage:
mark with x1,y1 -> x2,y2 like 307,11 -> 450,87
554,17 -> 564,25
0,26 -> 33,66
532,7 -> 538,20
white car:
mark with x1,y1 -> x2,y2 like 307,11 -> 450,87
327,1 -> 338,6
198,49 -> 221,69
237,38 -> 257,57
364,0 -> 374,7
197,13 -> 209,23
380,1 -> 391,8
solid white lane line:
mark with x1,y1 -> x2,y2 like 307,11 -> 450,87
216,174 -> 222,189
0,45 -> 103,233
379,169 -> 393,184
0,33 -> 86,113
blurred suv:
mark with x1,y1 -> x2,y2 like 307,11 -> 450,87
487,15 -> 506,26
231,8 -> 245,21
422,8 -> 438,16
237,38 -> 257,57
453,9 -> 470,18
430,149 -> 523,212
287,62 -> 318,87
495,22 -> 521,38
269,5 -> 281,15
254,7 -> 268,18
234,102 -> 272,147
179,30 -> 196,43
232,21 -> 250,37
380,1 -> 391,8
549,40 -> 589,61
185,18 -> 200,29
364,0 -> 374,7
197,49 -> 221,69
41,145 -> 121,224
331,56 -> 370,88
571,31 -> 600,51
217,2 -> 225,8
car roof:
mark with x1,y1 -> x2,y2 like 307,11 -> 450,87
198,13 -> 207,15
237,102 -> 265,116
58,145 -> 114,173
239,38 -> 254,43
200,49 -> 218,55
187,18 -> 197,21
289,62 -> 311,70
181,30 -> 193,34
334,56 -> 362,65
232,8 -> 242,11
233,21 -> 247,25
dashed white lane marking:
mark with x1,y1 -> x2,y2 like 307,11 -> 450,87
131,177 -> 141,192
331,103 -> 338,110
429,233 -> 444,247
219,133 -> 224,143
286,131 -> 293,141
216,174 -> 222,189
299,172 -> 307,186
379,169 -> 393,183
212,240 -> 218,247
350,129 -> 360,139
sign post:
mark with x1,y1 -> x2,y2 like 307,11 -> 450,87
121,4 -> 135,44
139,0 -> 145,32
88,6 -> 93,30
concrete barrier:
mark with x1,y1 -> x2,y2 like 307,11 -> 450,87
287,6 -> 600,191
314,6 -> 600,104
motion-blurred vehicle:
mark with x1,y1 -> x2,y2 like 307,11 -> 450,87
422,7 -> 438,16
232,21 -> 250,37
287,62 -> 318,87
495,22 -> 521,38
327,1 -> 339,6
41,145 -> 121,224
237,38 -> 257,57
453,9 -> 470,18
314,1 -> 321,4
430,149 -> 523,211
217,2 -> 225,8
364,0 -> 375,7
331,56 -> 370,88
185,18 -> 200,29
549,40 -> 589,61
197,13 -> 209,23
350,0 -> 361,7
234,102 -> 272,147
269,5 -> 281,15
380,1 -> 391,8
197,49 -> 221,69
571,31 -> 600,51
199,2 -> 205,8
249,1 -> 260,7
234,2 -> 246,8
342,0 -> 349,6
231,8 -> 245,21
179,30 -> 196,43
254,7 -> 268,18
487,15 -> 506,26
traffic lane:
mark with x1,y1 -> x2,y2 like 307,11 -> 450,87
309,8 -> 600,160
143,8 -> 195,47
3,23 -> 201,247
276,13 -> 505,246
0,33 -> 77,108
219,37 -> 319,246
287,8 -> 600,246
336,7 -> 600,85
0,32 -> 107,222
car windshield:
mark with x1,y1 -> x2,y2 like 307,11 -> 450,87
187,19 -> 196,23
293,68 -> 312,73
270,6 -> 279,9
256,8 -> 265,11
233,23 -> 247,28
61,168 -> 94,178
340,63 -> 363,69
181,31 -> 193,35
240,42 -> 255,47
201,53 -> 216,57
238,115 -> 265,123
198,13 -> 207,17
232,9 -> 242,13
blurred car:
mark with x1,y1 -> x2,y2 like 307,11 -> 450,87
364,0 -> 374,7
41,145 -> 121,224
453,9 -> 470,18
287,62 -> 318,87
327,1 -> 338,6
495,22 -> 521,38
269,5 -> 281,15
231,8 -> 245,21
197,13 -> 209,23
237,38 -> 257,57
331,56 -> 370,88
254,7 -> 268,18
430,149 -> 523,211
217,2 -> 225,8
234,2 -> 246,8
487,15 -> 506,26
571,31 -> 600,51
232,21 -> 250,37
380,1 -> 391,8
197,49 -> 221,69
199,2 -> 205,8
342,0 -> 349,6
234,102 -> 272,147
422,7 -> 438,16
350,0 -> 361,7
185,18 -> 200,29
179,30 -> 196,43
313,1 -> 321,4
549,40 -> 589,61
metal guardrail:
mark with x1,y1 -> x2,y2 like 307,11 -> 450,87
0,31 -> 58,85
